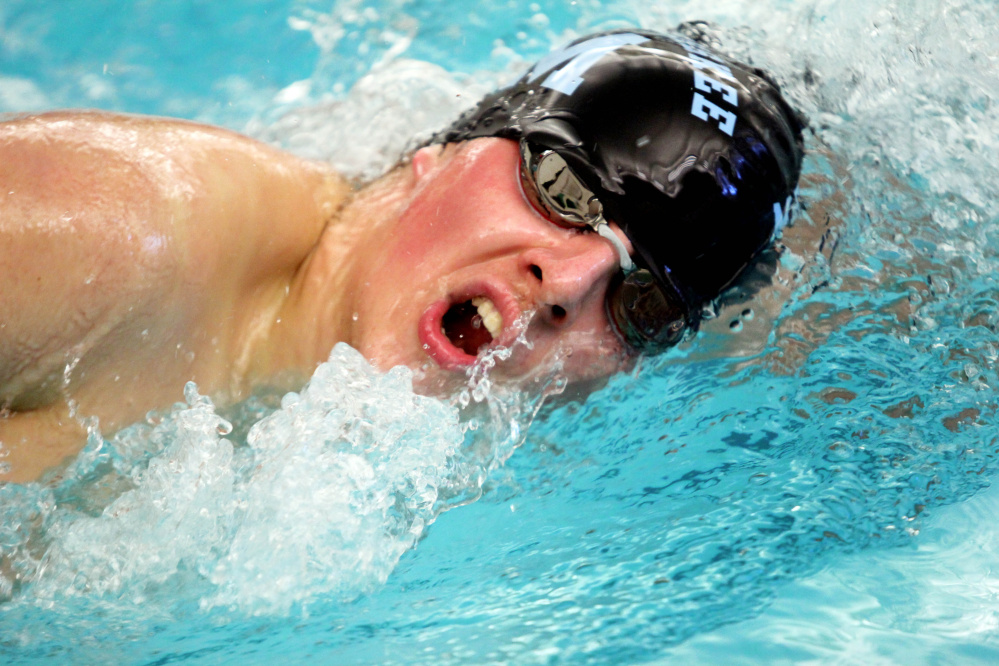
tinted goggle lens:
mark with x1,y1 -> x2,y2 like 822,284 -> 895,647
519,140 -> 689,352
519,141 -> 602,230
606,270 -> 688,351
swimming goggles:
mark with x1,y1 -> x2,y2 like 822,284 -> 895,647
519,140 -> 689,352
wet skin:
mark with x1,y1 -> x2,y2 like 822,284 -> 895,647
346,139 -> 632,391
0,112 -> 630,483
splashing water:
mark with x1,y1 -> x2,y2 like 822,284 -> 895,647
1,342 -> 553,621
4,0 -> 999,662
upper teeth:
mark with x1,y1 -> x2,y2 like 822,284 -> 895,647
471,297 -> 503,339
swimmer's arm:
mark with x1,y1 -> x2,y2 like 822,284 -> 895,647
0,111 -> 350,408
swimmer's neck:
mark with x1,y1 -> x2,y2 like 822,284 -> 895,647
240,165 -> 416,388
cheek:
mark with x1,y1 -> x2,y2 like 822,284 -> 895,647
559,344 -> 630,382
384,233 -> 437,272
375,203 -> 470,284
499,320 -> 627,384
389,200 -> 466,271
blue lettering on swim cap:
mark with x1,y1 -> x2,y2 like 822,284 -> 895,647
527,32 -> 647,95
716,166 -> 738,197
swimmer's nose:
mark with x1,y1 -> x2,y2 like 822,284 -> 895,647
520,232 -> 621,327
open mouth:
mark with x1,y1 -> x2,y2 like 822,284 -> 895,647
419,288 -> 517,371
442,297 -> 504,356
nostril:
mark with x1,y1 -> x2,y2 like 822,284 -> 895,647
529,264 -> 543,281
550,304 -> 567,320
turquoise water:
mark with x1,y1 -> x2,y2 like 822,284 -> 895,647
4,0 -> 999,663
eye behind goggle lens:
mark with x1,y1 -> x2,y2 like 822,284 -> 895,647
520,142 -> 598,230
607,269 -> 688,352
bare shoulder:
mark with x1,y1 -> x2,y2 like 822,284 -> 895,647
0,111 -> 350,409
0,111 -> 349,268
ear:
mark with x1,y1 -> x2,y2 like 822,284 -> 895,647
411,144 -> 445,181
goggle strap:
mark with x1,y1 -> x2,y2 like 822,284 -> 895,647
595,221 -> 634,273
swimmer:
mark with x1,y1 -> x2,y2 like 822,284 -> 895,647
0,29 -> 804,483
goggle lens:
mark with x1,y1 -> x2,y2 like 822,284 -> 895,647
519,140 -> 689,353
519,142 -> 600,229
606,270 -> 688,351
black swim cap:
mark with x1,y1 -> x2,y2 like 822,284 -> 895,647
434,28 -> 805,325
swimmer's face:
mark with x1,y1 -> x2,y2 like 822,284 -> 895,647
349,137 -> 633,391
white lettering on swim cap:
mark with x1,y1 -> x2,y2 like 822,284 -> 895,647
687,54 -> 737,84
694,71 -> 737,106
683,40 -> 739,136
683,46 -> 740,135
527,32 -> 647,95
691,93 -> 737,136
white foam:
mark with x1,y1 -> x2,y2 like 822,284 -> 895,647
9,339 -> 558,616
205,344 -> 463,613
251,58 -> 492,181
23,345 -> 464,614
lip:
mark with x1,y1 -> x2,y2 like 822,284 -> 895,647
418,280 -> 524,371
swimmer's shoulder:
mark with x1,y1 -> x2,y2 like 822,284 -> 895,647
1,109 -> 351,256
0,111 -> 351,409
0,109 -> 352,291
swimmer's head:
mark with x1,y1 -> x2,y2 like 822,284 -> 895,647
431,28 -> 805,352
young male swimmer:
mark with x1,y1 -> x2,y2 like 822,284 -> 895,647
0,30 -> 804,483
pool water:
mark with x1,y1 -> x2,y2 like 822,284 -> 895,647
3,0 -> 999,663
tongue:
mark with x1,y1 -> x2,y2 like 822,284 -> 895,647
442,300 -> 494,356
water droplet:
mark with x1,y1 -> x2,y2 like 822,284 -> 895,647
729,320 -> 743,332
528,12 -> 549,29
352,312 -> 359,321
